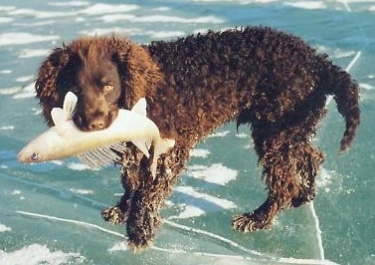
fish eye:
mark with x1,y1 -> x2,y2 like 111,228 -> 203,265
31,153 -> 39,161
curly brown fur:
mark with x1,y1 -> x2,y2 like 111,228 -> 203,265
35,26 -> 360,251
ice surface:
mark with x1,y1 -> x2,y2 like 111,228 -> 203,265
0,0 -> 374,264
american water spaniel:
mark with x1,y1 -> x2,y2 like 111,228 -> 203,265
34,26 -> 360,251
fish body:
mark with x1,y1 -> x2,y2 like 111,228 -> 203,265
18,92 -> 174,177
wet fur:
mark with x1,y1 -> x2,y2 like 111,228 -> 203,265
35,27 -> 360,251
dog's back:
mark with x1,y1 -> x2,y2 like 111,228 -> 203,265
147,26 -> 360,151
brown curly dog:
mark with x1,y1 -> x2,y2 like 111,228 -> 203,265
35,26 -> 360,251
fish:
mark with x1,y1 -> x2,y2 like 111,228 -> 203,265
17,92 -> 175,178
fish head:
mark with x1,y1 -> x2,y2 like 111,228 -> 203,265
18,93 -> 76,164
17,146 -> 44,164
17,131 -> 58,164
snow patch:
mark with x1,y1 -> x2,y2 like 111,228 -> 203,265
0,125 -> 14,131
190,148 -> 210,158
0,70 -> 12,74
18,49 -> 50,58
7,8 -> 71,19
175,186 -> 236,210
70,188 -> 94,195
48,1 -> 90,7
11,190 -> 22,195
0,244 -> 85,265
0,6 -> 16,12
188,163 -> 238,185
12,82 -> 36,99
153,7 -> 170,11
316,168 -> 334,193
145,30 -> 186,39
108,241 -> 128,252
99,14 -> 224,24
208,130 -> 230,138
66,162 -> 94,171
0,33 -> 59,47
16,75 -> 34,83
360,83 -> 374,90
192,0 -> 278,3
0,223 -> 11,232
236,133 -> 249,138
0,17 -> 13,24
169,204 -> 206,219
284,1 -> 326,9
80,3 -> 139,15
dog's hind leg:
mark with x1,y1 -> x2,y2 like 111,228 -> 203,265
233,114 -> 325,232
232,137 -> 298,232
290,143 -> 324,208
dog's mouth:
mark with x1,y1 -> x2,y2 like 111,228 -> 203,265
73,109 -> 119,131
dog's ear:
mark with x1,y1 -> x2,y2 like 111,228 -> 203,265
109,37 -> 164,109
35,46 -> 80,126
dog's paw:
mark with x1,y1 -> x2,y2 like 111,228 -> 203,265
232,212 -> 273,232
126,209 -> 163,253
101,206 -> 126,225
127,237 -> 153,253
291,188 -> 316,208
126,220 -> 158,253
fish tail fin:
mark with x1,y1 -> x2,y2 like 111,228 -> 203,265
132,139 -> 151,158
149,138 -> 175,179
64,92 -> 78,118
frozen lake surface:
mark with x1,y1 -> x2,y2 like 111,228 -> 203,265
0,0 -> 374,264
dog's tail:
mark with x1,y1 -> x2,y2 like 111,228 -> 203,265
320,55 -> 360,153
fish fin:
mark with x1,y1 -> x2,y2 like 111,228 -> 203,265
131,98 -> 147,116
150,138 -> 175,179
63,91 -> 78,118
51,92 -> 78,125
77,152 -> 101,169
108,142 -> 125,153
131,139 -> 150,158
77,145 -> 122,169
51,108 -> 66,126
129,98 -> 152,157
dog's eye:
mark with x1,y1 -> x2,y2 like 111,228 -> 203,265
103,85 -> 114,93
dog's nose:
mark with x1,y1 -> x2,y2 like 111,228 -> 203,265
88,117 -> 106,131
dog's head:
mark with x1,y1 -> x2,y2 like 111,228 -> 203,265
35,36 -> 163,131
71,47 -> 122,131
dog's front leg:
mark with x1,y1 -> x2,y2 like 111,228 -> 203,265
101,144 -> 143,225
126,147 -> 188,252
125,171 -> 167,251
